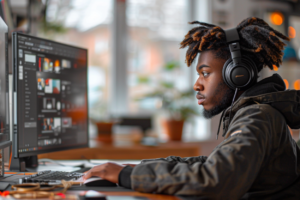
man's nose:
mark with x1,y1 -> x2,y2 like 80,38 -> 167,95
193,79 -> 203,91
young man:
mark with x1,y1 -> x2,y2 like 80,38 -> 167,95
84,17 -> 300,199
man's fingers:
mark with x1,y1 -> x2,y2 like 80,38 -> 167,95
83,170 -> 92,180
83,166 -> 100,180
82,162 -> 124,183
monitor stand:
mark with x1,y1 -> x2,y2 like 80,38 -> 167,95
10,155 -> 38,172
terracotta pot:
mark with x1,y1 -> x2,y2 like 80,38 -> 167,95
163,120 -> 184,141
96,122 -> 114,143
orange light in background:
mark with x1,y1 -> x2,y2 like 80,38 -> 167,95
294,80 -> 300,90
270,12 -> 284,25
273,65 -> 278,71
288,26 -> 296,38
283,79 -> 289,89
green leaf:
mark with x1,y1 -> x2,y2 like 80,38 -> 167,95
180,89 -> 195,97
163,61 -> 180,71
137,76 -> 150,84
160,81 -> 174,88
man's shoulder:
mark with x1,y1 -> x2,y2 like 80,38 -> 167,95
236,103 -> 283,119
230,103 -> 287,133
224,103 -> 286,140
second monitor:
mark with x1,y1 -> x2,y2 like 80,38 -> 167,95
11,33 -> 89,171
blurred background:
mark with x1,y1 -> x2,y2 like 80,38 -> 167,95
4,0 -> 300,156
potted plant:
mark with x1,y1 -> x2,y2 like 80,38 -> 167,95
136,62 -> 200,141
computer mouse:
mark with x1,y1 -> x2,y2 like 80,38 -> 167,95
84,177 -> 117,187
84,190 -> 107,200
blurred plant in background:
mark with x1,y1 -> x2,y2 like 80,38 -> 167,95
39,16 -> 67,35
136,61 -> 200,121
38,0 -> 69,38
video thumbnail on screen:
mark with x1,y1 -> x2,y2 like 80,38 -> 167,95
37,78 -> 60,94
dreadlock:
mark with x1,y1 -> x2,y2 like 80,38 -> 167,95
180,17 -> 290,72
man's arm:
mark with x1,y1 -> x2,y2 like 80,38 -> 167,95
122,156 -> 208,168
141,155 -> 208,165
130,105 -> 270,199
118,156 -> 208,188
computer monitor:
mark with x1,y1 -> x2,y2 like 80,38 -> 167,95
0,16 -> 11,176
11,33 -> 88,171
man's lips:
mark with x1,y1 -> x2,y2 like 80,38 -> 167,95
196,94 -> 205,105
197,98 -> 205,105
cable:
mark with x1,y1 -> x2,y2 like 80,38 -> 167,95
228,88 -> 239,125
216,109 -> 226,140
216,88 -> 239,140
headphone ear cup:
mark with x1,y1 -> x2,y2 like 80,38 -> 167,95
222,56 -> 258,90
222,58 -> 235,90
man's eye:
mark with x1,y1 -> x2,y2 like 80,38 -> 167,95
202,72 -> 209,77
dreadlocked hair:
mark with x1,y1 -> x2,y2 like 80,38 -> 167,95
180,17 -> 290,72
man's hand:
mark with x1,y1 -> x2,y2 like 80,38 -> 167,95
83,162 -> 125,183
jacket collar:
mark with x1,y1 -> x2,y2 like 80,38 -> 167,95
220,73 -> 287,138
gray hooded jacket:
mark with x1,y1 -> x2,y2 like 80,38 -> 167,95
119,74 -> 300,200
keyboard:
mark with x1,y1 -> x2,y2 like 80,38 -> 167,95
19,168 -> 117,187
20,170 -> 84,184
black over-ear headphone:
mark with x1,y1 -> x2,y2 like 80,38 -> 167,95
222,28 -> 258,90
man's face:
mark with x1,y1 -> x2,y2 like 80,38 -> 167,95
194,50 -> 234,119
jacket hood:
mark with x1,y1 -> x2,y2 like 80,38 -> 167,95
223,73 -> 300,131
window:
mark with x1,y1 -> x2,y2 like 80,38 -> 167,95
40,0 -> 113,121
126,0 -> 210,140
42,0 -> 211,141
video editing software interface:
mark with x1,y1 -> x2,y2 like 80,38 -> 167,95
13,33 -> 88,157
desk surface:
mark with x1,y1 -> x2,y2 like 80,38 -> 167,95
35,141 -> 201,199
2,173 -> 182,200
38,141 -> 201,160
4,156 -> 203,200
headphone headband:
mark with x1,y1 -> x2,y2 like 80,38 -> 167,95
224,28 -> 240,43
225,28 -> 241,65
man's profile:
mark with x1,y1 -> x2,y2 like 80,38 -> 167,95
84,17 -> 300,199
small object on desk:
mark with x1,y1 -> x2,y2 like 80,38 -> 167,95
83,190 -> 106,200
84,177 -> 117,187
0,182 -> 10,191
141,137 -> 158,146
9,180 -> 80,199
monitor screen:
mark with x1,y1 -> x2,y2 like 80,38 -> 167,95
12,33 -> 88,158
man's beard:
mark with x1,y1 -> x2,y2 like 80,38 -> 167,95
202,82 -> 234,119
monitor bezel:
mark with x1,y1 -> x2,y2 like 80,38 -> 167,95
0,16 -> 9,144
12,32 -> 89,158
